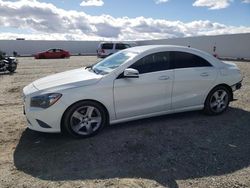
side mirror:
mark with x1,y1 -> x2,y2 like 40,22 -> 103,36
123,68 -> 139,78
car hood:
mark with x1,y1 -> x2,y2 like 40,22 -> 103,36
33,68 -> 103,91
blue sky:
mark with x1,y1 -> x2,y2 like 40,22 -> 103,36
0,0 -> 249,40
54,0 -> 250,26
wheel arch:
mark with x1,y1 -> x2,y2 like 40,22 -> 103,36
60,99 -> 110,132
206,83 -> 233,103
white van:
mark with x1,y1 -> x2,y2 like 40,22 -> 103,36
97,42 -> 131,58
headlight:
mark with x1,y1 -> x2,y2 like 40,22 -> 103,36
30,93 -> 62,109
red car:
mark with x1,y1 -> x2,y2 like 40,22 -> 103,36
34,49 -> 70,59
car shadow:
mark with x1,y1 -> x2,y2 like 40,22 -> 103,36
14,107 -> 250,188
0,71 -> 16,76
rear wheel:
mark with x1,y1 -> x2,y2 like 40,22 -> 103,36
7,63 -> 17,73
62,101 -> 107,138
204,86 -> 230,115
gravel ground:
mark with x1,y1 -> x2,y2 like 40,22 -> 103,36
0,56 -> 249,188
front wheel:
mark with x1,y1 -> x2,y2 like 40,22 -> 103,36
204,86 -> 230,115
62,101 -> 108,138
39,54 -> 45,59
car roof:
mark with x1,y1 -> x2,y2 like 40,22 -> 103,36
100,42 -> 130,45
127,45 -> 215,58
126,45 -> 196,53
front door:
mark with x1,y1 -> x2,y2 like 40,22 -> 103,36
114,51 -> 174,120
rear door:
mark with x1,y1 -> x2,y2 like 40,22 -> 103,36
114,52 -> 174,119
171,51 -> 218,109
56,49 -> 64,58
54,49 -> 60,58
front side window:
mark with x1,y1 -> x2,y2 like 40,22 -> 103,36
92,51 -> 137,75
173,51 -> 212,69
130,52 -> 171,74
115,43 -> 130,50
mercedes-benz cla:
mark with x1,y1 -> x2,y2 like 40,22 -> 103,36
23,45 -> 242,138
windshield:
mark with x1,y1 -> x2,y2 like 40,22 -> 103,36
92,51 -> 137,75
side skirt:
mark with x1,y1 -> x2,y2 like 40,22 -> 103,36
110,105 -> 204,125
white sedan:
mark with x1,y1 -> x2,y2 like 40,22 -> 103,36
23,45 -> 242,138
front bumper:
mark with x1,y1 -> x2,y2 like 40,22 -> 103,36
23,85 -> 67,133
23,101 -> 66,133
231,80 -> 242,91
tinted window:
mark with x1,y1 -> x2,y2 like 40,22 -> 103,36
115,43 -> 130,50
102,43 -> 113,50
48,49 -> 54,52
173,51 -> 212,69
124,44 -> 131,48
130,52 -> 171,74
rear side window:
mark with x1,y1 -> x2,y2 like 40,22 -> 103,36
172,51 -> 212,69
115,43 -> 130,50
101,43 -> 113,50
124,44 -> 131,48
130,52 -> 171,74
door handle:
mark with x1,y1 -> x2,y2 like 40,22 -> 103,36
200,72 -> 209,77
158,75 -> 170,80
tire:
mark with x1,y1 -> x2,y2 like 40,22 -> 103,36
7,63 -> 17,73
204,86 -> 230,115
62,101 -> 108,138
61,55 -> 65,58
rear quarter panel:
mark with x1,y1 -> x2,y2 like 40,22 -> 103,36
217,68 -> 242,86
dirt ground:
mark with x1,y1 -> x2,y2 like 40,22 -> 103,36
0,56 -> 249,188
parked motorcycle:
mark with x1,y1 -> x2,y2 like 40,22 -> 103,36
0,51 -> 18,73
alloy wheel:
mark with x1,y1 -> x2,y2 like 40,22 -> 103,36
209,89 -> 229,113
70,106 -> 102,136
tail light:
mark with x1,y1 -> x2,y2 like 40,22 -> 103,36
98,49 -> 105,54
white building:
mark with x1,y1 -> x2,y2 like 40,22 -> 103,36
0,33 -> 249,59
137,33 -> 250,60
